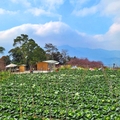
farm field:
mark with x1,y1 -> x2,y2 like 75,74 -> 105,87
0,69 -> 120,120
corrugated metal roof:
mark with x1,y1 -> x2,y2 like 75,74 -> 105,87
43,60 -> 59,64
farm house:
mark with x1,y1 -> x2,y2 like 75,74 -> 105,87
37,60 -> 59,71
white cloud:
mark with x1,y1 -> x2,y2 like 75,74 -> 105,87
107,23 -> 120,35
22,0 -> 64,20
0,24 -> 38,45
27,8 -> 50,16
26,7 -> 61,18
10,0 -> 31,8
0,8 -> 17,15
11,0 -> 65,11
26,7 -> 62,21
94,22 -> 120,50
40,0 -> 64,11
0,21 -> 120,54
10,0 -> 18,3
72,5 -> 97,16
70,0 -> 98,16
35,21 -> 71,36
70,0 -> 89,7
99,0 -> 120,16
71,0 -> 120,18
70,0 -> 120,50
0,22 -> 86,52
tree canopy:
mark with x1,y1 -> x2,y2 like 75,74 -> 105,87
0,47 -> 5,54
67,57 -> 103,68
44,43 -> 69,64
9,34 -> 46,68
44,43 -> 58,60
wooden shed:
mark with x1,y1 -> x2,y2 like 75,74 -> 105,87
19,64 -> 26,72
37,60 -> 59,71
37,62 -> 48,71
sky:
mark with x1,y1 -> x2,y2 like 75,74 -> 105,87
0,0 -> 120,56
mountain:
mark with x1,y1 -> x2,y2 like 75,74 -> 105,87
58,45 -> 120,67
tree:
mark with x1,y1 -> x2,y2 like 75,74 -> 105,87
60,49 -> 69,64
44,43 -> 58,60
67,57 -> 103,68
44,43 -> 70,64
22,39 -> 46,67
9,47 -> 23,64
1,56 -> 11,65
0,47 -> 5,54
52,51 -> 62,62
9,34 -> 46,69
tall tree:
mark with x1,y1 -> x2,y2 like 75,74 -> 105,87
52,50 -> 70,64
60,49 -> 69,64
9,47 -> 23,64
44,43 -> 58,60
44,43 -> 70,64
9,34 -> 46,68
0,47 -> 5,54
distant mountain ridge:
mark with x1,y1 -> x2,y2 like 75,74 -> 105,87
58,45 -> 120,67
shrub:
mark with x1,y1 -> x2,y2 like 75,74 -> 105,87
0,71 -> 11,81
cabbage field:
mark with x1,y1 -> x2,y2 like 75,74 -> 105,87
0,69 -> 120,120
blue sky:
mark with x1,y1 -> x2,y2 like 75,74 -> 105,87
0,0 -> 120,56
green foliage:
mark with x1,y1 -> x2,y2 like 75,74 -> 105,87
59,65 -> 71,70
9,47 -> 23,64
0,46 -> 5,54
44,43 -> 69,64
0,71 -> 12,81
9,34 -> 46,66
44,43 -> 58,60
0,70 -> 120,119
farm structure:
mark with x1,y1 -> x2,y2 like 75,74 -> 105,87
5,63 -> 18,72
19,64 -> 26,72
37,60 -> 59,71
5,63 -> 27,72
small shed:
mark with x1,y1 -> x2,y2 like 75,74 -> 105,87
37,60 -> 59,71
37,62 -> 48,71
19,64 -> 26,72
